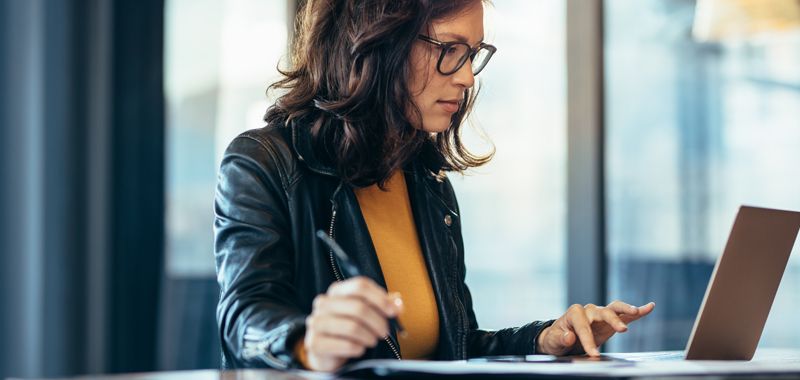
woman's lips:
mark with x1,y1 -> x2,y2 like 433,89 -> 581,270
437,100 -> 460,113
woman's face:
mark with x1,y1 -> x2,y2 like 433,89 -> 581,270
408,2 -> 484,133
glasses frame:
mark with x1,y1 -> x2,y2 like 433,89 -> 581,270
417,34 -> 497,76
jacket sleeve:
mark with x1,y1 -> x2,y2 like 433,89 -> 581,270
214,135 -> 306,369
443,178 -> 555,357
463,279 -> 555,356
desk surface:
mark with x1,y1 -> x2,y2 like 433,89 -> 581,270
21,369 -> 800,380
20,349 -> 800,380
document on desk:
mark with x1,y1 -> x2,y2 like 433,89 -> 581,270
335,351 -> 800,378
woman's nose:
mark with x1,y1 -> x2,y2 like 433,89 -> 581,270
451,60 -> 476,89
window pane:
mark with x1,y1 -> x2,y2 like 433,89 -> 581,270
452,0 -> 566,329
162,0 -> 290,369
605,0 -> 800,351
164,0 -> 288,276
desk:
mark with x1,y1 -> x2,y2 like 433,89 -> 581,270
21,368 -> 800,380
21,349 -> 800,380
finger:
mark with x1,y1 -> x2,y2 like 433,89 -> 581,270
620,302 -> 656,324
328,277 -> 398,316
560,329 -> 577,348
303,348 -> 345,373
307,315 -> 380,348
565,305 -> 600,356
597,307 -> 628,332
313,295 -> 390,337
305,333 -> 367,359
607,300 -> 640,316
583,305 -> 627,333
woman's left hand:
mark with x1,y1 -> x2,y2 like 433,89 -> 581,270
536,301 -> 655,356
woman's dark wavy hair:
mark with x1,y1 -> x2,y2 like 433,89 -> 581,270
264,0 -> 493,187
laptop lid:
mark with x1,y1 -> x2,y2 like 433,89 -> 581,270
685,206 -> 800,360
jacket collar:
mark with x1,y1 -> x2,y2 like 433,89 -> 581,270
289,117 -> 338,177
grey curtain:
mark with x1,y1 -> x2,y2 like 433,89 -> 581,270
0,0 -> 165,377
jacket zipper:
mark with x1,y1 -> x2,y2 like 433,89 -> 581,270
382,331 -> 402,360
242,325 -> 291,369
326,188 -> 402,361
328,205 -> 343,281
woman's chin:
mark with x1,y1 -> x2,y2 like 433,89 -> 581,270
420,120 -> 452,134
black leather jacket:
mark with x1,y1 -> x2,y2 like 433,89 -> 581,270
214,118 -> 553,369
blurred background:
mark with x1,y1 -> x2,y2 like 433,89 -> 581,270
1,0 -> 799,378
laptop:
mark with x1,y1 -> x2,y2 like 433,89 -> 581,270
615,205 -> 800,361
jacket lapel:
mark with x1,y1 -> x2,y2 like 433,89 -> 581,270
330,185 -> 389,290
404,168 -> 466,360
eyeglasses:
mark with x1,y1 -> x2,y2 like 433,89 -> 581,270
417,34 -> 497,76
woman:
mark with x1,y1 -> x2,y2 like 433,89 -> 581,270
214,0 -> 654,372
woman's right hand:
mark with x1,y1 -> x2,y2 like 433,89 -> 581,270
303,276 -> 403,372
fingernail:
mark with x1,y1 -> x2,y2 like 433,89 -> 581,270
389,292 -> 403,309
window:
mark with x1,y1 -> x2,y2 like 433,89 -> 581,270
452,0 -> 566,329
165,0 -> 289,277
162,0 -> 289,368
605,0 -> 800,351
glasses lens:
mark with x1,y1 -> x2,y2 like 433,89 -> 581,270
471,47 -> 493,75
439,43 -> 471,75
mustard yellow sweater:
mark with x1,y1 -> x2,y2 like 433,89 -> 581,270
354,170 -> 440,359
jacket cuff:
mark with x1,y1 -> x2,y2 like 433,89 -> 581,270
532,319 -> 556,354
241,317 -> 307,369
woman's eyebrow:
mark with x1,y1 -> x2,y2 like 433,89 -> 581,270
436,32 -> 485,45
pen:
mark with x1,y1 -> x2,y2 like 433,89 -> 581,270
315,230 -> 406,336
